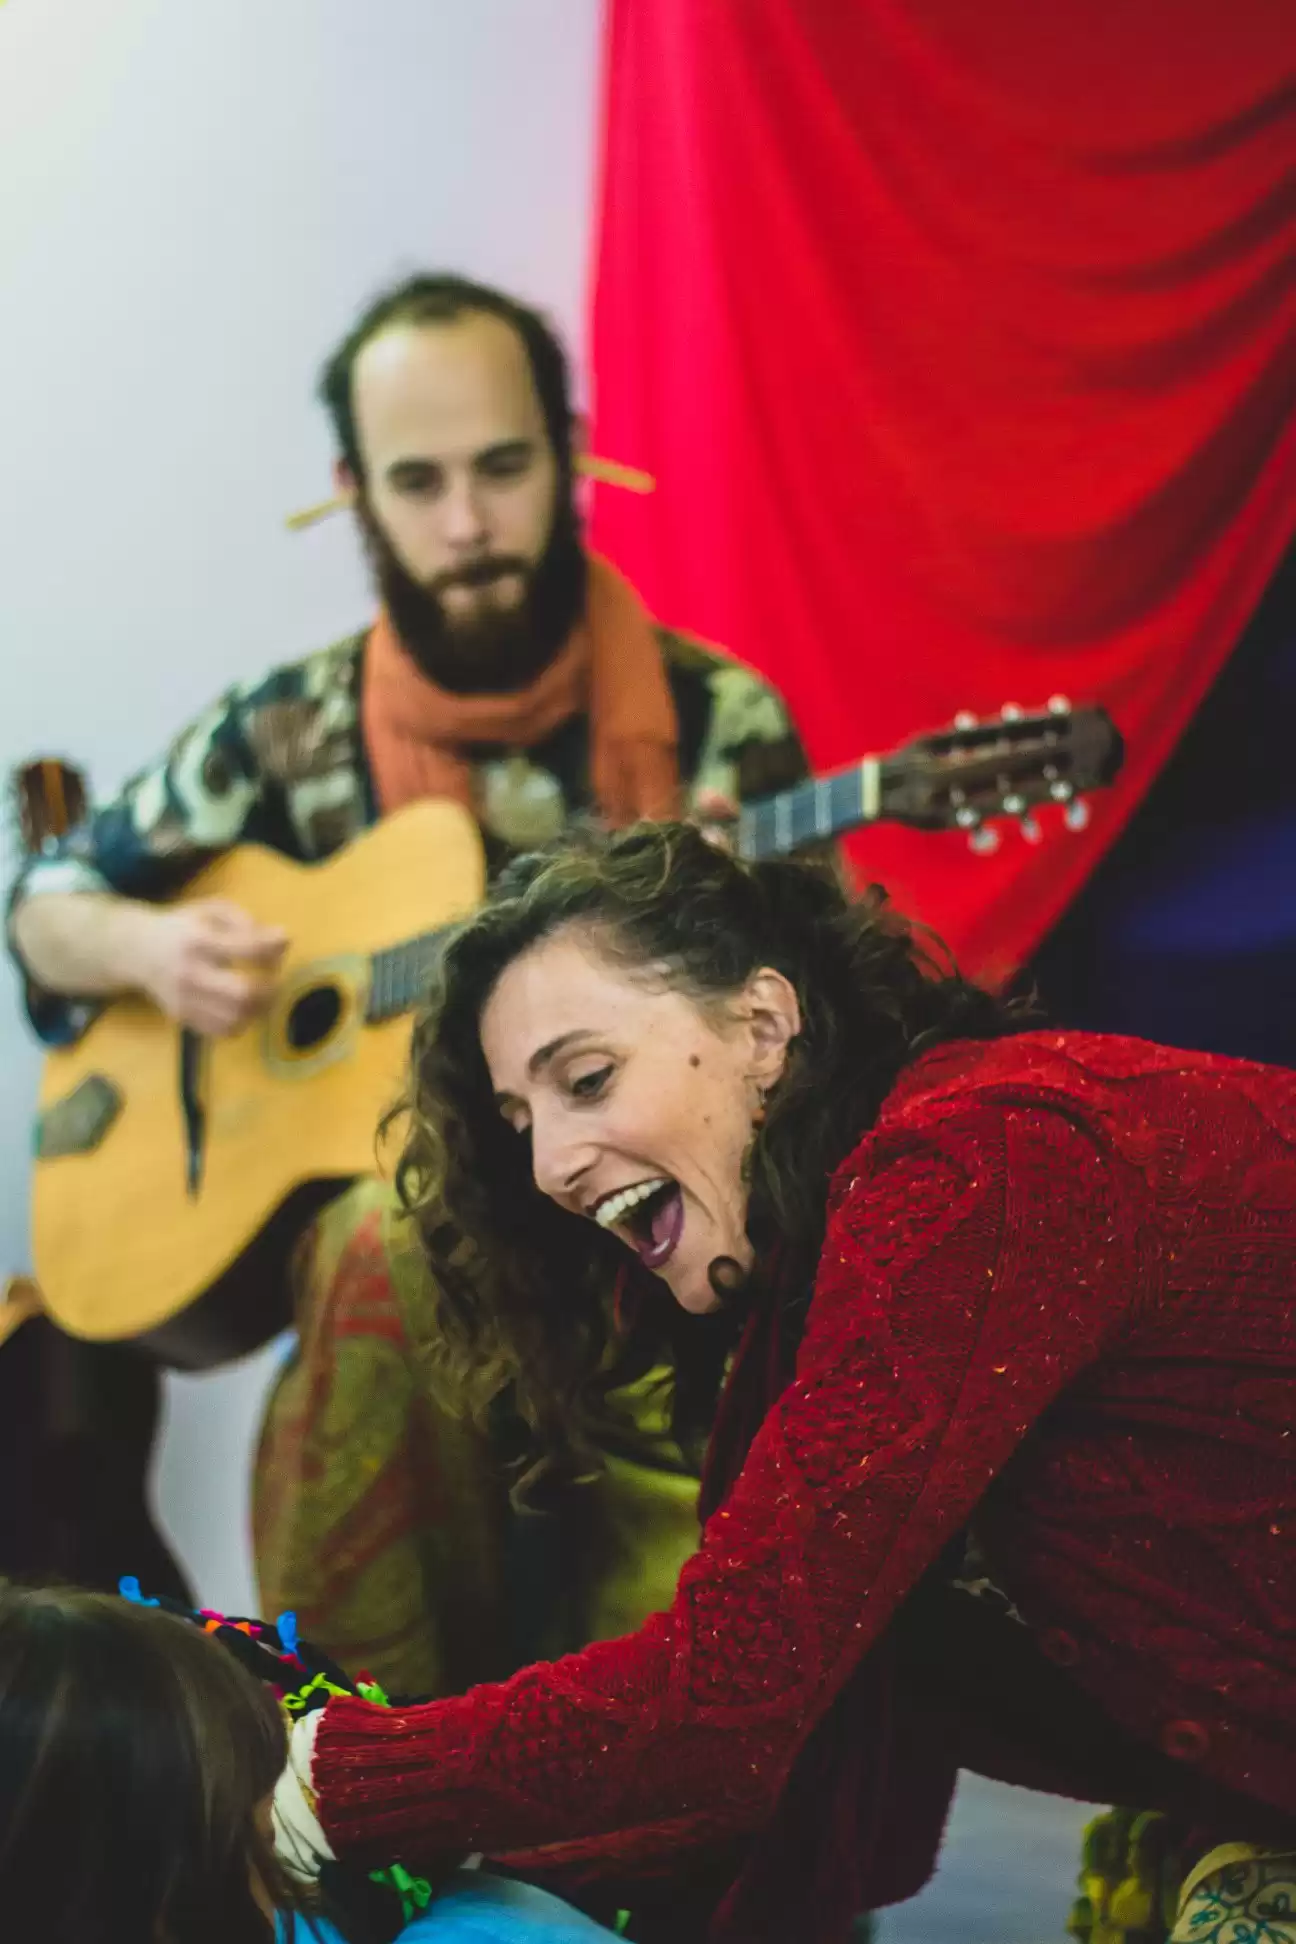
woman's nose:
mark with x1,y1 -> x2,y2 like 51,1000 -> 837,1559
530,1119 -> 596,1203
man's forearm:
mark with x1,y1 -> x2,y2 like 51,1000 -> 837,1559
11,891 -> 156,999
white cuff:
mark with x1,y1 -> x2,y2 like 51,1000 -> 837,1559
272,1710 -> 335,1884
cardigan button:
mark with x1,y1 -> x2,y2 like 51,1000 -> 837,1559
1161,1719 -> 1210,1763
1039,1629 -> 1080,1668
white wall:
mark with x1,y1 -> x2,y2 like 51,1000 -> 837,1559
0,0 -> 602,1608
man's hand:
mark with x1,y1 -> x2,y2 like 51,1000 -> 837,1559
134,899 -> 287,1036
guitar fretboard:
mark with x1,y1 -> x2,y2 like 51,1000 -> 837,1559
367,929 -> 452,1023
736,760 -> 880,860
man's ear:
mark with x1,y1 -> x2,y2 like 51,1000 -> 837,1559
332,458 -> 358,504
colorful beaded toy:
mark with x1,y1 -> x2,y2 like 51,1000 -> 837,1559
118,1577 -> 428,1923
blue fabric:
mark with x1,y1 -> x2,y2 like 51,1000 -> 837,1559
278,1872 -> 620,1941
1031,553 -> 1296,1068
1110,813 -> 1296,954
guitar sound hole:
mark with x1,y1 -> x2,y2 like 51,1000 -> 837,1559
285,984 -> 344,1052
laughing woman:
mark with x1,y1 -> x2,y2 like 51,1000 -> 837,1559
273,825 -> 1296,1944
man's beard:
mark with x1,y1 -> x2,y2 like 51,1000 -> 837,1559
357,496 -> 588,695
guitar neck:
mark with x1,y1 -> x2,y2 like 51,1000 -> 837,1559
367,702 -> 1113,1007
736,759 -> 883,860
371,759 -> 888,1011
366,927 -> 453,1023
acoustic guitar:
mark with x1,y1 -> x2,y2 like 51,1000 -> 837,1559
29,701 -> 1121,1364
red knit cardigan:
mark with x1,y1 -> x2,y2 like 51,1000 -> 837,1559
311,1033 -> 1296,1936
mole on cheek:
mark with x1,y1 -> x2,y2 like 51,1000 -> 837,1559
689,1055 -> 701,1068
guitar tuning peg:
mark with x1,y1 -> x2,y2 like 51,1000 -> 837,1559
1001,704 -> 1023,721
1020,815 -> 1043,845
968,824 -> 1001,856
1064,797 -> 1091,832
954,711 -> 977,731
1047,694 -> 1072,716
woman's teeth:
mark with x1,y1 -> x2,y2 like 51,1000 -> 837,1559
593,1178 -> 670,1230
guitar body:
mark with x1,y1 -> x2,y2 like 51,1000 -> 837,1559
32,799 -> 485,1361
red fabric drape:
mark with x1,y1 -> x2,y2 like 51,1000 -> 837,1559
589,0 -> 1296,982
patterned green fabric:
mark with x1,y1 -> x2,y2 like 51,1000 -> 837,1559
253,1179 -> 704,1697
1067,1818 -> 1296,1944
1172,1848 -> 1296,1943
9,624 -> 809,1047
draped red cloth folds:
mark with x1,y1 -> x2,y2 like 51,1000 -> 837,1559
588,0 -> 1296,981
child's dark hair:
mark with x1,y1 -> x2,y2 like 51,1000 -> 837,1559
0,1581 -> 303,1944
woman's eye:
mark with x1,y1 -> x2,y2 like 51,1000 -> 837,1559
570,1065 -> 613,1101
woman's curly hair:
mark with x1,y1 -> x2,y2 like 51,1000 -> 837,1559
397,822 -> 1027,1498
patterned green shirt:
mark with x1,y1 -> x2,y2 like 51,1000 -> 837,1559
9,626 -> 809,1044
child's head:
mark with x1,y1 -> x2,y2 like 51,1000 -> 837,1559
0,1580 -> 295,1943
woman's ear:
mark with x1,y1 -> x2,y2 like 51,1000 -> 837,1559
743,968 -> 802,1087
332,458 -> 358,504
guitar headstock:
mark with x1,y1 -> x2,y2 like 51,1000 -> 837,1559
878,699 -> 1123,850
12,758 -> 89,859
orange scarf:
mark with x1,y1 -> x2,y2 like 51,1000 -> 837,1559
360,555 -> 680,827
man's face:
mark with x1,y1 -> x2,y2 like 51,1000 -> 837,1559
347,313 -> 570,690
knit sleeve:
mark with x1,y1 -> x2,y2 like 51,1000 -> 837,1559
310,1098 -> 1140,1874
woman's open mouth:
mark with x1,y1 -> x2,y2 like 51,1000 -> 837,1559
592,1177 -> 685,1270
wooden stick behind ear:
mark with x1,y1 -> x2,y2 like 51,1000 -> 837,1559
284,495 -> 351,532
576,454 -> 655,494
284,454 -> 656,532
